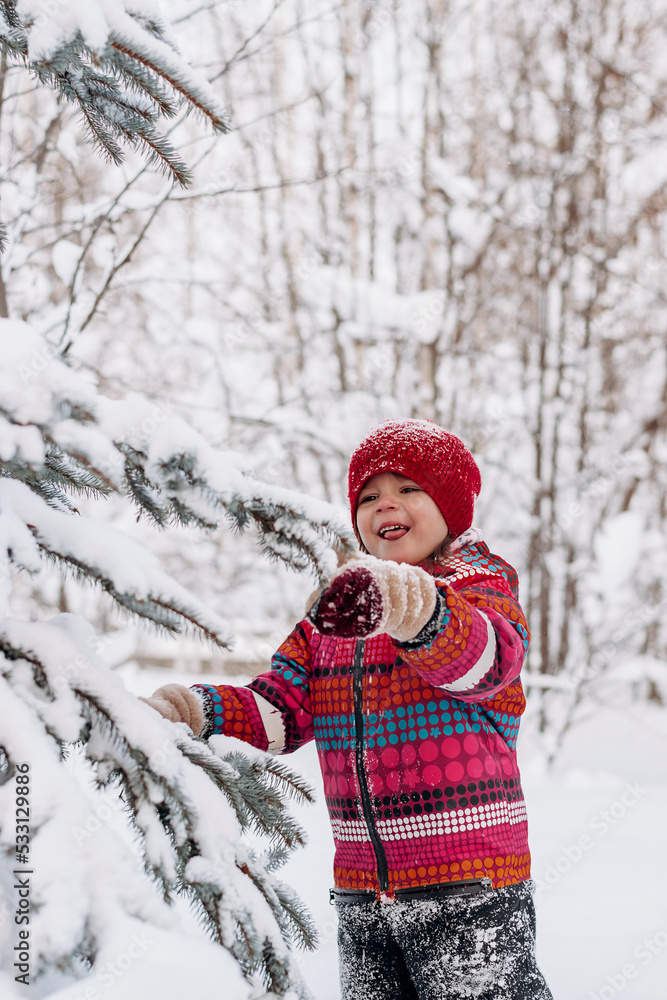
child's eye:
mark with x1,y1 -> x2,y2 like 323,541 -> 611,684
358,494 -> 377,504
401,486 -> 420,493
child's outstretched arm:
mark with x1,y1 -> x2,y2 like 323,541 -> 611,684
395,580 -> 529,702
140,621 -> 316,752
310,556 -> 529,703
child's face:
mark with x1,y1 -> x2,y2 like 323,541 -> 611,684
355,472 -> 449,565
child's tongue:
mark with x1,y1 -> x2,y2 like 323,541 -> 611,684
382,527 -> 408,540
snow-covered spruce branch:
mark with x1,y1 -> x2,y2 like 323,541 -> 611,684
0,0 -> 229,185
177,743 -> 314,851
104,403 -> 356,585
0,318 -> 328,995
0,614 -> 315,995
0,477 -> 236,646
0,320 -> 354,643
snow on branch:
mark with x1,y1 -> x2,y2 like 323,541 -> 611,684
101,397 -> 356,584
0,478 -> 235,644
0,612 -> 315,995
0,319 -> 354,642
1,0 -> 229,185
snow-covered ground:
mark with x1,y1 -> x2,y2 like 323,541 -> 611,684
128,665 -> 667,999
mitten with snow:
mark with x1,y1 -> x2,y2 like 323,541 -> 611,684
309,556 -> 437,641
139,683 -> 204,736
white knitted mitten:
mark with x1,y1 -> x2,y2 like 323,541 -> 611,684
139,683 -> 204,736
309,556 -> 437,641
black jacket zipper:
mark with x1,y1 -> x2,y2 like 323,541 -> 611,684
352,638 -> 390,894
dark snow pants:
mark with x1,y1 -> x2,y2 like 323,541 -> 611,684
336,880 -> 553,1000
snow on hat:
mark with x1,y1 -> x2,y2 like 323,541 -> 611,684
347,418 -> 481,540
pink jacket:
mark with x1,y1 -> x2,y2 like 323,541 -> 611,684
194,540 -> 531,895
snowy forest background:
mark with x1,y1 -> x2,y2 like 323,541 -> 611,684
1,0 -> 667,997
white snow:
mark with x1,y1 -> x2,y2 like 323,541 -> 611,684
300,266 -> 449,346
0,629 -> 309,998
593,512 -> 643,592
0,477 -> 235,647
46,919 -> 252,1000
51,242 -> 84,286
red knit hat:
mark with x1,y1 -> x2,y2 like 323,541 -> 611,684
347,419 -> 481,540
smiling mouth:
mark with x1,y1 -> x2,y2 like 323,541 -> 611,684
378,524 -> 410,539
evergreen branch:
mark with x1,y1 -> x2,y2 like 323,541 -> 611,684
2,6 -> 229,183
79,698 -> 191,894
256,754 -> 316,805
0,31 -> 25,57
60,65 -> 188,183
75,101 -> 125,167
145,595 -> 232,648
0,630 -> 313,992
97,89 -> 158,125
108,49 -> 175,117
35,547 -> 186,634
0,637 -> 87,754
263,843 -> 289,873
0,462 -> 78,512
0,444 -> 234,649
249,867 -> 317,951
124,13 -> 168,42
178,744 -> 311,850
43,449 -> 115,498
120,446 -> 353,583
23,478 -> 79,512
0,636 -> 51,693
79,698 -> 313,978
108,34 -> 229,134
0,452 -> 103,503
114,112 -> 191,186
0,1 -> 20,29
165,496 -> 218,530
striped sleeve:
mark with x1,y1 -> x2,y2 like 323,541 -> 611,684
191,620 -> 316,754
396,578 -> 530,702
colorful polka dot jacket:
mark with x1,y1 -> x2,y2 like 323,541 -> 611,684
193,540 -> 531,895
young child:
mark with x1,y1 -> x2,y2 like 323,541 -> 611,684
141,419 -> 553,1000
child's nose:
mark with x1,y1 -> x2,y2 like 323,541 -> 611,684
376,494 -> 399,511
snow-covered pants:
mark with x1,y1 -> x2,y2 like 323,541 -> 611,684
336,880 -> 553,1000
